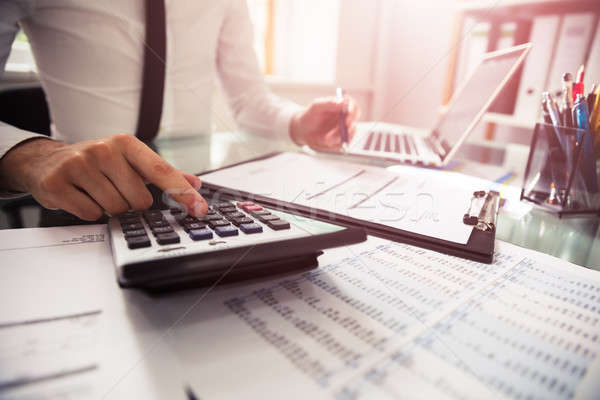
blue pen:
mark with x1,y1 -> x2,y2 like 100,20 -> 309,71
336,87 -> 349,151
572,93 -> 598,193
573,93 -> 590,132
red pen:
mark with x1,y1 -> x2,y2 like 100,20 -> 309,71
572,64 -> 585,102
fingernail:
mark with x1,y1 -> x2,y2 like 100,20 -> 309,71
192,176 -> 203,190
190,197 -> 208,217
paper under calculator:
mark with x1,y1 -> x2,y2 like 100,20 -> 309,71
108,188 -> 366,292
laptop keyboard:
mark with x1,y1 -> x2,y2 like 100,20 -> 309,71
362,131 -> 418,156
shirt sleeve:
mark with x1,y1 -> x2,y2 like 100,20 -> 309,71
216,0 -> 303,142
0,1 -> 51,198
0,0 -> 49,161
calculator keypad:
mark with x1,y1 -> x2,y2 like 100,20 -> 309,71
117,200 -> 290,250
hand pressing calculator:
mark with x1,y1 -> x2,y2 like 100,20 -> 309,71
109,190 -> 366,292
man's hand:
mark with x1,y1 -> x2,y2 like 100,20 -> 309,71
290,96 -> 360,151
0,134 -> 208,221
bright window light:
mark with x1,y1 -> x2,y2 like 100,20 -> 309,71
248,0 -> 340,83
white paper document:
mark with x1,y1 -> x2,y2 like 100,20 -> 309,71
0,226 -> 107,399
2,222 -> 599,399
201,152 -> 478,244
178,238 -> 600,400
0,225 -> 185,400
0,225 -> 107,324
0,311 -> 101,390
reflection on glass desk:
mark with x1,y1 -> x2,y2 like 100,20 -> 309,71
1,131 -> 598,270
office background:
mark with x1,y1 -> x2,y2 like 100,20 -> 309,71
1,1 -> 600,398
4,0 -> 599,177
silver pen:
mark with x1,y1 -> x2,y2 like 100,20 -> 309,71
336,87 -> 349,151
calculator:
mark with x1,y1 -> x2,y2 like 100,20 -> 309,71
108,189 -> 366,292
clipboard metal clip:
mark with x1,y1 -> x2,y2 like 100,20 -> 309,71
463,190 -> 500,232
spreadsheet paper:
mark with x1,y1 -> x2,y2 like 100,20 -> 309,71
179,238 -> 600,400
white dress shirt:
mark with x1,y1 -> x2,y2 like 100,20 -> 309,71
0,0 -> 302,160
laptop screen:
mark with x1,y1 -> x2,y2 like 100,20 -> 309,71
432,45 -> 530,161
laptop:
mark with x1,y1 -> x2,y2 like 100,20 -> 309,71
344,43 -> 532,167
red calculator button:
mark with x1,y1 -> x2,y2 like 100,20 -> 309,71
243,205 -> 263,212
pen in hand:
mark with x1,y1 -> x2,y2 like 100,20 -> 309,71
336,87 -> 349,151
185,385 -> 199,400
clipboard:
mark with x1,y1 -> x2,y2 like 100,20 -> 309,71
198,152 -> 499,263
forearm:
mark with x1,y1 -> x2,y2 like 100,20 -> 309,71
0,136 -> 62,192
0,121 -> 56,195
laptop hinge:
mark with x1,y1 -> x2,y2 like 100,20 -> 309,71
425,133 -> 445,159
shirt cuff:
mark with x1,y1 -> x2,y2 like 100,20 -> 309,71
274,100 -> 304,144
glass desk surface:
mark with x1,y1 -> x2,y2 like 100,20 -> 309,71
1,131 -> 598,270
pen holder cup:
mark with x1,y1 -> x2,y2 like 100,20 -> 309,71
521,123 -> 600,217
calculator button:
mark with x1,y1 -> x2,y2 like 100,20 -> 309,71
208,219 -> 230,229
184,222 -> 207,232
232,217 -> 254,226
170,208 -> 184,216
120,217 -> 140,226
218,206 -> 237,214
237,201 -> 254,208
250,210 -> 270,217
151,226 -> 174,235
122,222 -> 144,231
240,223 -> 263,234
156,232 -> 180,245
126,235 -> 151,249
120,211 -> 139,219
223,211 -> 245,220
179,216 -> 199,225
267,219 -> 290,230
124,229 -> 147,238
256,214 -> 279,223
189,228 -> 214,241
143,210 -> 164,220
215,225 -> 239,237
241,204 -> 263,212
148,219 -> 170,228
214,202 -> 233,209
200,214 -> 222,222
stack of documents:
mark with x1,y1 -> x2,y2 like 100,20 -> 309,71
1,192 -> 599,399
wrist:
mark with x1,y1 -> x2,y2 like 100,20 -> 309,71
0,137 -> 64,192
289,111 -> 306,146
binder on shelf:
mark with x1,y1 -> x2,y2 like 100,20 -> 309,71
584,20 -> 600,92
546,13 -> 595,98
199,153 -> 500,264
513,15 -> 560,121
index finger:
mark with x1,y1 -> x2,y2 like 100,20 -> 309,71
119,136 -> 208,216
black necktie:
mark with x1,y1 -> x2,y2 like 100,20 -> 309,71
135,0 -> 166,142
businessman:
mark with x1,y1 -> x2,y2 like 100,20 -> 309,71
0,0 -> 359,220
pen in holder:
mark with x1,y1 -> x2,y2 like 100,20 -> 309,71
521,123 -> 600,217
